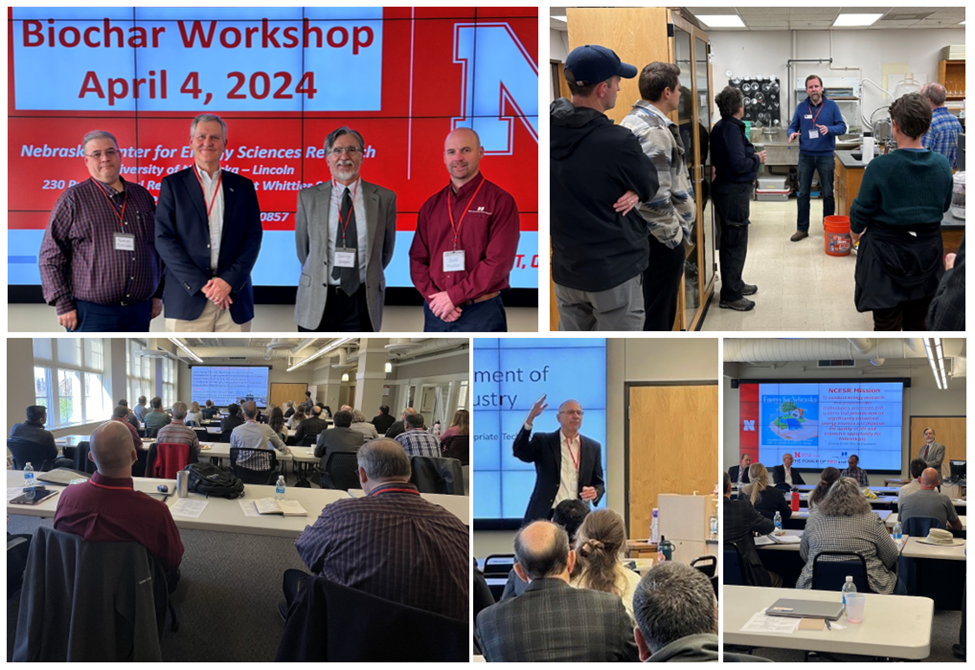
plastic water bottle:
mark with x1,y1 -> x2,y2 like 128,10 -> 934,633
650,508 -> 660,544
24,463 -> 35,502
275,476 -> 286,501
841,576 -> 857,606
893,520 -> 903,542
709,513 -> 718,540
774,510 -> 783,533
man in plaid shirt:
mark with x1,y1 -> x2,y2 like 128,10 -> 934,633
921,83 -> 963,169
394,412 -> 441,458
840,453 -> 870,486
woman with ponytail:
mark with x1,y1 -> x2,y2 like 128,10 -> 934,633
570,508 -> 641,619
743,463 -> 791,522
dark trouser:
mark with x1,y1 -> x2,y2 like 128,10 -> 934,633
872,296 -> 933,331
299,285 -> 373,332
423,295 -> 507,332
796,153 -> 835,232
713,181 -> 753,302
643,235 -> 685,331
74,299 -> 151,332
283,568 -> 312,611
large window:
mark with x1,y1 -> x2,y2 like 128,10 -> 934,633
128,339 -> 152,405
31,338 -> 108,428
162,358 -> 176,408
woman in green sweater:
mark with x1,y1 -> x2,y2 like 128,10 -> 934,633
850,93 -> 953,330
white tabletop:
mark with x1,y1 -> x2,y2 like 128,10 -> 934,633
886,513 -> 967,531
200,442 -> 319,464
723,585 -> 933,659
754,528 -> 964,560
790,509 -> 892,522
348,488 -> 470,526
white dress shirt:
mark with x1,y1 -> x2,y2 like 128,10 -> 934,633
783,467 -> 793,486
327,179 -> 369,285
195,165 -> 224,271
553,430 -> 581,509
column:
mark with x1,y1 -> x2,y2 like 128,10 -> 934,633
354,338 -> 389,415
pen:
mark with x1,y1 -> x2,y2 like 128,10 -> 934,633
825,620 -> 831,631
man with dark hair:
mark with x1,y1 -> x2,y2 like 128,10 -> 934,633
900,468 -> 963,531
111,405 -> 142,451
619,61 -> 695,330
201,399 -> 218,420
787,74 -> 848,241
8,406 -> 63,471
840,453 -> 870,485
551,44 -> 657,331
230,401 -> 289,469
156,401 -> 201,462
314,409 -> 362,468
476,520 -> 637,662
371,404 -> 395,435
916,427 -> 946,472
723,470 -> 780,587
117,398 -> 141,432
295,405 -> 330,444
395,412 -> 441,458
921,82 -> 963,169
728,452 -> 751,486
302,391 -> 315,412
134,396 -> 149,422
144,396 -> 171,433
290,438 -> 468,619
710,85 -> 766,312
221,403 -> 244,434
384,407 -> 416,440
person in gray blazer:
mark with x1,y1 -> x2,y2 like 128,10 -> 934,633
295,126 -> 396,331
313,410 -> 363,470
476,520 -> 637,662
917,427 -> 946,472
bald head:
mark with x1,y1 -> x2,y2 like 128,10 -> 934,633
89,420 -> 137,477
920,467 -> 941,488
514,520 -> 573,581
556,399 -> 584,435
444,127 -> 484,186
921,82 -> 947,108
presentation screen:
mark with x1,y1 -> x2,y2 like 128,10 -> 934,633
738,381 -> 905,473
473,338 -> 607,529
8,7 -> 539,305
191,366 -> 270,407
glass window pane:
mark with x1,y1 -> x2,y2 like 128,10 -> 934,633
33,339 -> 52,360
85,339 -> 105,371
58,369 -> 83,425
57,339 -> 83,367
457,381 -> 469,411
85,373 -> 106,421
34,367 -> 50,407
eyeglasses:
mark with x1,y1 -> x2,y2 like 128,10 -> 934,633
330,146 -> 361,157
559,409 -> 584,416
87,149 -> 118,159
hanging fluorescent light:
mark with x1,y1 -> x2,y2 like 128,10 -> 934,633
384,361 -> 393,373
168,337 -> 203,363
287,338 -> 353,372
341,372 -> 350,382
923,338 -> 948,390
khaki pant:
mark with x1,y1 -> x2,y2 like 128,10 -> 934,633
166,300 -> 251,332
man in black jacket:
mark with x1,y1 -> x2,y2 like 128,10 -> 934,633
371,405 -> 396,435
220,403 -> 245,435
723,471 -> 780,587
295,405 -> 330,445
710,86 -> 766,312
771,452 -> 806,488
551,44 -> 657,331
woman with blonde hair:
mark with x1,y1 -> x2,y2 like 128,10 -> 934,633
288,406 -> 307,430
743,463 -> 791,522
570,508 -> 641,619
184,401 -> 203,426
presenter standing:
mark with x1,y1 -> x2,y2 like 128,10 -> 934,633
513,394 -> 605,523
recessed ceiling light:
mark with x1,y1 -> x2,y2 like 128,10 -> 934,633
696,15 -> 746,28
832,13 -> 883,27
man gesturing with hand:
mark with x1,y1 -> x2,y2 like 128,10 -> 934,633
513,394 -> 605,523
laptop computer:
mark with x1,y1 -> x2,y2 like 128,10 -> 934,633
766,598 -> 845,621
36,468 -> 91,486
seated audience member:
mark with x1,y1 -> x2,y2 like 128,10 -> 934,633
294,405 -> 329,444
728,452 -> 751,486
8,405 -> 62,469
395,412 -> 442,458
384,407 -> 416,439
477,520 -> 638,662
111,405 -> 142,451
133,396 -> 149,422
898,458 -> 928,502
268,406 -> 287,443
840,453 -> 869,486
314,409 -> 363,466
371,404 -> 395,435
898,467 -> 963,530
230,401 -> 289,469
349,409 -> 379,443
283,401 -> 295,419
287,406 -> 306,430
200,399 -> 218,420
771,453 -> 805,488
570,509 -> 641,620
184,401 -> 203,426
117,399 -> 141,432
440,409 -> 469,443
156,401 -> 201,462
807,467 -> 841,511
501,498 -> 591,600
743,463 -> 792,522
291,438 -> 468,619
221,403 -> 245,434
927,236 -> 965,331
440,409 -> 470,462
144,396 -> 172,433
796,477 -> 903,594
723,471 -> 780,587
53,420 -> 184,575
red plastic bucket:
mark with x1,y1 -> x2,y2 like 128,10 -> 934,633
824,215 -> 852,257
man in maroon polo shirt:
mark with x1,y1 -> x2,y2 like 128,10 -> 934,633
54,420 -> 184,575
409,127 -> 520,332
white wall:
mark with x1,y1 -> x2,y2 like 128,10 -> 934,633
550,28 -> 569,101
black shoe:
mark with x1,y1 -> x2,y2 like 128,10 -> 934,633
791,231 -> 809,242
719,298 -> 756,311
742,284 -> 758,296
952,644 -> 965,660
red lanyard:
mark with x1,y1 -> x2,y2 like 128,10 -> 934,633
446,178 -> 486,250
89,479 -> 132,492
371,487 -> 420,497
808,101 -> 824,127
93,178 -> 127,227
335,180 -> 359,244
564,436 -> 581,471
193,166 -> 222,219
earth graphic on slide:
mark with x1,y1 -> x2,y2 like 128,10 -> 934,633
768,406 -> 818,440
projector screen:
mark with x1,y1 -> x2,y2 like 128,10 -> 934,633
738,381 -> 906,473
473,338 -> 607,528
8,7 -> 539,305
191,366 -> 270,407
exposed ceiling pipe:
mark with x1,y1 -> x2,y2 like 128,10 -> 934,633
290,339 -> 317,356
724,338 -> 926,363
187,347 -> 295,359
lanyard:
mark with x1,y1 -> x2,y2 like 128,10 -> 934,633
808,100 -> 824,127
564,436 -> 581,471
334,180 -> 359,245
193,166 -> 223,219
93,178 -> 127,227
371,487 -> 420,497
89,479 -> 132,492
446,178 -> 486,251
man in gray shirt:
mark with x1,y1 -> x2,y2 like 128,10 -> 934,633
134,396 -> 149,422
231,401 -> 290,469
899,468 -> 962,530
898,458 -> 927,502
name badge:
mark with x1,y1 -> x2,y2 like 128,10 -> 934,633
443,250 -> 466,272
334,248 -> 356,268
808,129 -> 820,139
114,232 -> 136,251
804,114 -> 813,120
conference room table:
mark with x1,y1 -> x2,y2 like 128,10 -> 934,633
784,508 -> 891,530
885,512 -> 967,532
347,488 -> 470,526
204,427 -> 299,437
723,585 -> 934,660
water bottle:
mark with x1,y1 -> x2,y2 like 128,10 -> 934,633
893,521 -> 903,541
841,576 -> 857,606
791,490 -> 800,512
709,513 -> 718,540
275,476 -> 286,501
650,508 -> 660,544
24,463 -> 35,502
774,510 -> 783,533
658,535 -> 674,563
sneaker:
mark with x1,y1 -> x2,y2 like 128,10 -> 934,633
742,284 -> 758,296
790,231 -> 809,242
719,298 -> 756,311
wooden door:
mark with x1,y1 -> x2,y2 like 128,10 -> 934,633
909,416 -> 966,477
627,383 -> 718,538
270,383 -> 306,410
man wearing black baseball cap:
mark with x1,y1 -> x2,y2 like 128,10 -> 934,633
551,45 -> 658,331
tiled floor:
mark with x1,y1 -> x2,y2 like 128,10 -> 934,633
701,198 -> 874,332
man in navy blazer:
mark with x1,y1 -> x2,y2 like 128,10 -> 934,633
513,394 -> 605,523
156,114 -> 262,331
771,453 -> 806,488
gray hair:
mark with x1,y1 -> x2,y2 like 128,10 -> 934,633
171,401 -> 187,420
921,83 -> 947,107
818,477 -> 872,517
351,408 -> 367,423
514,521 -> 571,580
325,125 -> 364,153
190,114 -> 227,140
633,562 -> 716,653
357,438 -> 411,480
82,130 -> 119,153
112,405 -> 129,419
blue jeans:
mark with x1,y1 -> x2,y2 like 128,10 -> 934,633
73,299 -> 152,332
423,295 -> 507,332
796,154 -> 835,232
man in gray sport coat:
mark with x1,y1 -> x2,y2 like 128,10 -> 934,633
295,126 -> 396,331
917,427 -> 946,473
